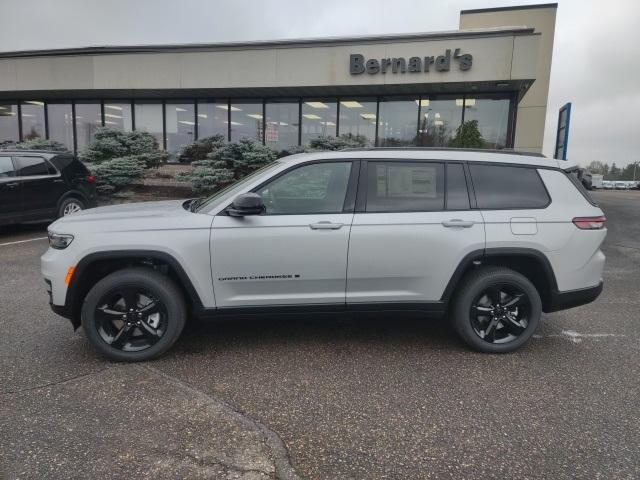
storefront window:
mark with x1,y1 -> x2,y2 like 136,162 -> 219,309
462,95 -> 510,149
197,100 -> 228,140
377,98 -> 419,146
21,101 -> 46,140
230,101 -> 263,142
103,102 -> 132,131
75,102 -> 102,149
417,97 -> 462,147
265,100 -> 299,152
134,101 -> 163,149
166,102 -> 195,155
47,102 -> 74,151
301,99 -> 337,145
0,103 -> 19,145
338,98 -> 376,146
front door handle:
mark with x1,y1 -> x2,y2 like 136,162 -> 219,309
6,182 -> 19,189
442,219 -> 475,228
309,221 -> 343,230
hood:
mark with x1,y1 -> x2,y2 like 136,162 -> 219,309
49,199 -> 192,230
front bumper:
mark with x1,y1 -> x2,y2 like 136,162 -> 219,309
545,281 -> 604,313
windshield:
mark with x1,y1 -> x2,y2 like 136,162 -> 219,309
195,161 -> 281,212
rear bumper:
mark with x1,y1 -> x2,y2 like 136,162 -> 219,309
545,281 -> 603,313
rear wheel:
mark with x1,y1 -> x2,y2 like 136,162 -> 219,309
58,197 -> 85,218
452,266 -> 541,353
81,267 -> 186,362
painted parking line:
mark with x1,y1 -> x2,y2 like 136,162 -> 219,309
0,236 -> 48,247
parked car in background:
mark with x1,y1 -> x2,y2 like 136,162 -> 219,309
591,174 -> 603,189
601,180 -> 613,189
42,148 -> 606,361
0,150 -> 97,226
615,181 -> 629,190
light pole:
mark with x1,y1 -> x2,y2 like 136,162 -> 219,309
634,161 -> 639,182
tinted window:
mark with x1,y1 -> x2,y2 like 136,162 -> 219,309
470,164 -> 549,209
366,162 -> 444,212
0,156 -> 14,178
257,162 -> 351,214
15,156 -> 54,177
446,163 -> 470,210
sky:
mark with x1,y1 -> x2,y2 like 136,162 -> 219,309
0,0 -> 638,167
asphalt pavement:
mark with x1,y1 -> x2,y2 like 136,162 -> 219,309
1,190 -> 639,479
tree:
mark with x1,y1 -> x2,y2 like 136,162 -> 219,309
178,134 -> 226,163
79,128 -> 159,164
448,120 -> 486,148
586,161 -> 606,175
608,162 -> 620,180
14,138 -> 69,152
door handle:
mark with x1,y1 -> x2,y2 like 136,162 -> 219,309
442,219 -> 475,228
6,182 -> 19,189
53,179 -> 64,183
309,221 -> 343,230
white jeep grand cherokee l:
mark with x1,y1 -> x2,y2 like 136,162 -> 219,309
42,148 -> 606,361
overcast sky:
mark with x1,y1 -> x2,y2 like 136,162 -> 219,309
1,0 -> 638,166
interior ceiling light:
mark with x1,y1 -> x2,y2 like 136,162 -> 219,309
104,120 -> 118,125
455,99 -> 464,107
303,114 -> 322,120
340,101 -> 363,108
175,107 -> 187,112
304,101 -> 329,109
104,113 -> 122,119
360,113 -> 376,119
465,98 -> 476,106
217,105 -> 241,111
320,121 -> 336,126
178,120 -> 195,125
197,114 -> 208,118
25,101 -> 44,106
246,114 -> 263,119
105,105 -> 123,111
415,99 -> 430,107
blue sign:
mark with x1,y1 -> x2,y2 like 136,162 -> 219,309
554,102 -> 571,160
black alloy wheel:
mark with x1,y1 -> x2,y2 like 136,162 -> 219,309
95,287 -> 168,352
470,284 -> 529,344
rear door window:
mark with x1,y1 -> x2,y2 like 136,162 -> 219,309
469,164 -> 550,209
365,162 -> 444,212
0,156 -> 15,178
14,156 -> 56,177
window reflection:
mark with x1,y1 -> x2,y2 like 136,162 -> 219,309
338,98 -> 376,146
75,102 -> 102,149
134,101 -> 163,149
462,95 -> 510,148
197,100 -> 228,140
301,99 -> 337,145
103,102 -> 132,131
265,101 -> 299,151
21,101 -> 46,140
230,101 -> 263,142
377,98 -> 418,146
418,97 -> 462,147
0,103 -> 19,145
166,102 -> 195,154
47,102 -> 74,150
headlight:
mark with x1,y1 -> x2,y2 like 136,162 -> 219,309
48,232 -> 74,250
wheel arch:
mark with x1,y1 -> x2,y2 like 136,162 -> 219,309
441,248 -> 559,312
56,190 -> 88,212
65,250 -> 204,329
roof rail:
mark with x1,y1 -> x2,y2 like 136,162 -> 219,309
339,147 -> 546,158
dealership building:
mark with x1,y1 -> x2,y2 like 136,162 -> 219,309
0,3 -> 556,157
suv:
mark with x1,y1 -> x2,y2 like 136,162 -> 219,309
0,150 -> 97,225
42,149 -> 606,361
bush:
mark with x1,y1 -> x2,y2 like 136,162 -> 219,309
14,138 -> 69,152
180,138 -> 276,193
448,120 -> 486,149
178,134 -> 226,163
134,151 -> 170,169
308,134 -> 369,151
92,156 -> 146,194
78,128 -> 159,164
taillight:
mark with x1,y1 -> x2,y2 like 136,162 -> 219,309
572,216 -> 606,230
86,175 -> 95,184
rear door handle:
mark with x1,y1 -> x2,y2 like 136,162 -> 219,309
309,221 -> 343,230
6,182 -> 19,189
442,219 -> 475,228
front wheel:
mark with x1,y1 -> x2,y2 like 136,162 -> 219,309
81,267 -> 187,362
451,266 -> 541,353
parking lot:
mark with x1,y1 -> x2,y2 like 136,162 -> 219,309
1,190 -> 639,480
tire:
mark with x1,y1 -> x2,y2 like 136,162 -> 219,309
58,197 -> 85,218
451,266 -> 541,353
81,267 -> 187,362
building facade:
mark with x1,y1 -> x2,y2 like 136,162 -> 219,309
0,3 -> 556,157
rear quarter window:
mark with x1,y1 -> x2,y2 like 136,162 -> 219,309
565,168 -> 598,206
469,164 -> 550,209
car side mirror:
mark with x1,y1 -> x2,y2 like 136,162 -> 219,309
227,193 -> 265,217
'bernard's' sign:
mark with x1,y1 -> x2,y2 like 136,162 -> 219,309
349,48 -> 472,75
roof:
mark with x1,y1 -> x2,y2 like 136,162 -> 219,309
461,3 -> 558,15
279,148 -> 562,169
0,26 -> 536,59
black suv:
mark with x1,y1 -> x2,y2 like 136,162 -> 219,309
0,150 -> 97,226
